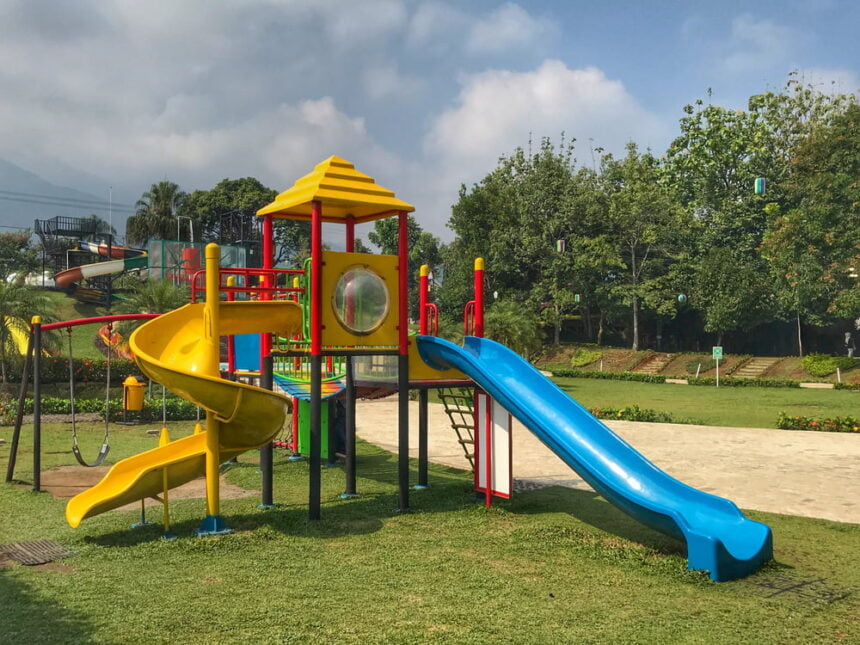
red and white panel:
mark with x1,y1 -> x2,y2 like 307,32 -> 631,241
474,391 -> 512,502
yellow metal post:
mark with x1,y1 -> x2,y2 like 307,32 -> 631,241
203,243 -> 223,523
158,427 -> 176,539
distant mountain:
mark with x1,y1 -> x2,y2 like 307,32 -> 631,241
0,158 -> 115,232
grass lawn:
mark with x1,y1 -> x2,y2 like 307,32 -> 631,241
43,291 -> 110,359
1,422 -> 858,643
552,377 -> 860,428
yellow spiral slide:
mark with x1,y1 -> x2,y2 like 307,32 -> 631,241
65,299 -> 302,528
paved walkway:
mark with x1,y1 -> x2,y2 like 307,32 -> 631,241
355,398 -> 860,524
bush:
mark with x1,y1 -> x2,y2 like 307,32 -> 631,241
550,369 -> 666,384
685,358 -> 715,374
801,353 -> 859,378
570,348 -> 602,368
3,357 -> 139,385
835,382 -> 860,391
776,412 -> 859,433
687,376 -> 800,388
0,396 -> 200,425
589,405 -> 680,424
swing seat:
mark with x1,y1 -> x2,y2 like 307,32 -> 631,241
72,442 -> 110,468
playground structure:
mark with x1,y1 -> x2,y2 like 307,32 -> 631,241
7,156 -> 772,581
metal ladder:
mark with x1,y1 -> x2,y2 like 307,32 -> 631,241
438,387 -> 475,472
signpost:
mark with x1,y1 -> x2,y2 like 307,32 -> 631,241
712,346 -> 723,387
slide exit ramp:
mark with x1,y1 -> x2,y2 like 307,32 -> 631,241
417,335 -> 772,582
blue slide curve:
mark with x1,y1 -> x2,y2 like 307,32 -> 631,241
417,335 -> 772,581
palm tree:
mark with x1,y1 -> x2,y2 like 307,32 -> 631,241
125,181 -> 186,246
484,300 -> 544,361
0,282 -> 57,386
114,280 -> 190,336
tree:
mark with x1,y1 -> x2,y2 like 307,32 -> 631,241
483,300 -> 544,360
367,214 -> 443,318
762,103 -> 860,330
114,280 -> 191,336
0,232 -> 39,283
603,144 -> 684,350
180,177 -> 277,243
0,282 -> 56,386
81,214 -> 116,238
125,181 -> 186,245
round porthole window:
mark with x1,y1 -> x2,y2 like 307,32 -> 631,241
332,267 -> 389,335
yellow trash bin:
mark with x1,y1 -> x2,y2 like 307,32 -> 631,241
123,376 -> 145,412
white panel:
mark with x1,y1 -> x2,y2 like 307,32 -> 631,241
491,399 -> 512,497
475,393 -> 488,491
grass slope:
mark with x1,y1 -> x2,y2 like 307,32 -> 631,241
552,377 -> 860,428
44,291 -> 109,359
1,422 -> 858,643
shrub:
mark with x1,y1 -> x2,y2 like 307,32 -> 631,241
589,405 -> 680,424
550,369 -> 666,384
0,396 -> 200,425
835,382 -> 860,391
3,357 -> 139,385
570,348 -> 602,368
776,412 -> 859,433
801,353 -> 859,378
687,376 -> 800,388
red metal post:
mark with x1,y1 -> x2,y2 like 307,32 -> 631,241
418,264 -> 429,335
398,211 -> 409,354
261,214 -> 275,362
345,216 -> 355,253
311,202 -> 323,355
473,257 -> 484,337
485,395 -> 492,508
226,276 -> 236,376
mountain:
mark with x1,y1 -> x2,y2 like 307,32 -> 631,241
0,158 -> 116,232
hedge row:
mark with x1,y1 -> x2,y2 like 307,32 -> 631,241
547,368 -> 852,389
550,369 -> 667,383
776,413 -> 859,433
589,405 -> 680,424
0,396 -> 199,425
4,357 -> 140,385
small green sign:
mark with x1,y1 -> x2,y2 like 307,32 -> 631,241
712,346 -> 723,360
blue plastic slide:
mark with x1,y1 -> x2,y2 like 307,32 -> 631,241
417,335 -> 772,581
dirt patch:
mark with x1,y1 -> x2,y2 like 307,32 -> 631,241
31,561 -> 75,573
40,465 -> 257,510
0,552 -> 14,569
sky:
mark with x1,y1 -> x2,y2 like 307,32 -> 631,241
0,0 -> 857,241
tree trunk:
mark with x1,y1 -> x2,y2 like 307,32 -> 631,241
583,305 -> 593,341
597,312 -> 605,346
631,294 -> 640,351
630,248 -> 639,351
553,303 -> 561,346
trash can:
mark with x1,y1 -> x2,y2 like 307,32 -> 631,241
123,376 -> 145,412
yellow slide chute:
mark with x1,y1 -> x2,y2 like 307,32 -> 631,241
65,299 -> 302,528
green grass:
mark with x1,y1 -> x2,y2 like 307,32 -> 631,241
44,291 -> 109,359
1,422 -> 858,643
552,377 -> 860,428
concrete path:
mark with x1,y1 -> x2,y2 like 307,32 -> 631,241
355,398 -> 860,524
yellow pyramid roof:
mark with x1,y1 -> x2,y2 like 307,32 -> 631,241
256,156 -> 414,222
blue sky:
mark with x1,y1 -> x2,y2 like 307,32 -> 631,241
0,0 -> 856,240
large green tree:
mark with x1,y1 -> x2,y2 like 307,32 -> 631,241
0,232 -> 39,283
125,181 -> 186,246
762,103 -> 860,328
180,177 -> 277,242
602,144 -> 684,350
0,282 -> 56,385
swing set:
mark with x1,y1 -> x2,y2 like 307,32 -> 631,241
4,313 -> 159,491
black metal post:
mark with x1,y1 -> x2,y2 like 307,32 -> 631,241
259,354 -> 274,507
32,321 -> 42,492
5,328 -> 33,483
105,234 -> 113,309
326,401 -> 336,467
309,354 -> 322,520
417,388 -> 429,489
397,354 -> 410,511
342,356 -> 358,497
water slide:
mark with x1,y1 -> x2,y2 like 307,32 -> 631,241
416,335 -> 773,582
65,300 -> 301,528
54,242 -> 148,289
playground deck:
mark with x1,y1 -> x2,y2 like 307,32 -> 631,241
355,398 -> 860,524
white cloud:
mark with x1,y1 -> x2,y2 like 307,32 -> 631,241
794,68 -> 860,95
415,60 -> 665,236
361,63 -> 426,101
467,3 -> 555,54
407,1 -> 469,46
722,14 -> 802,73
